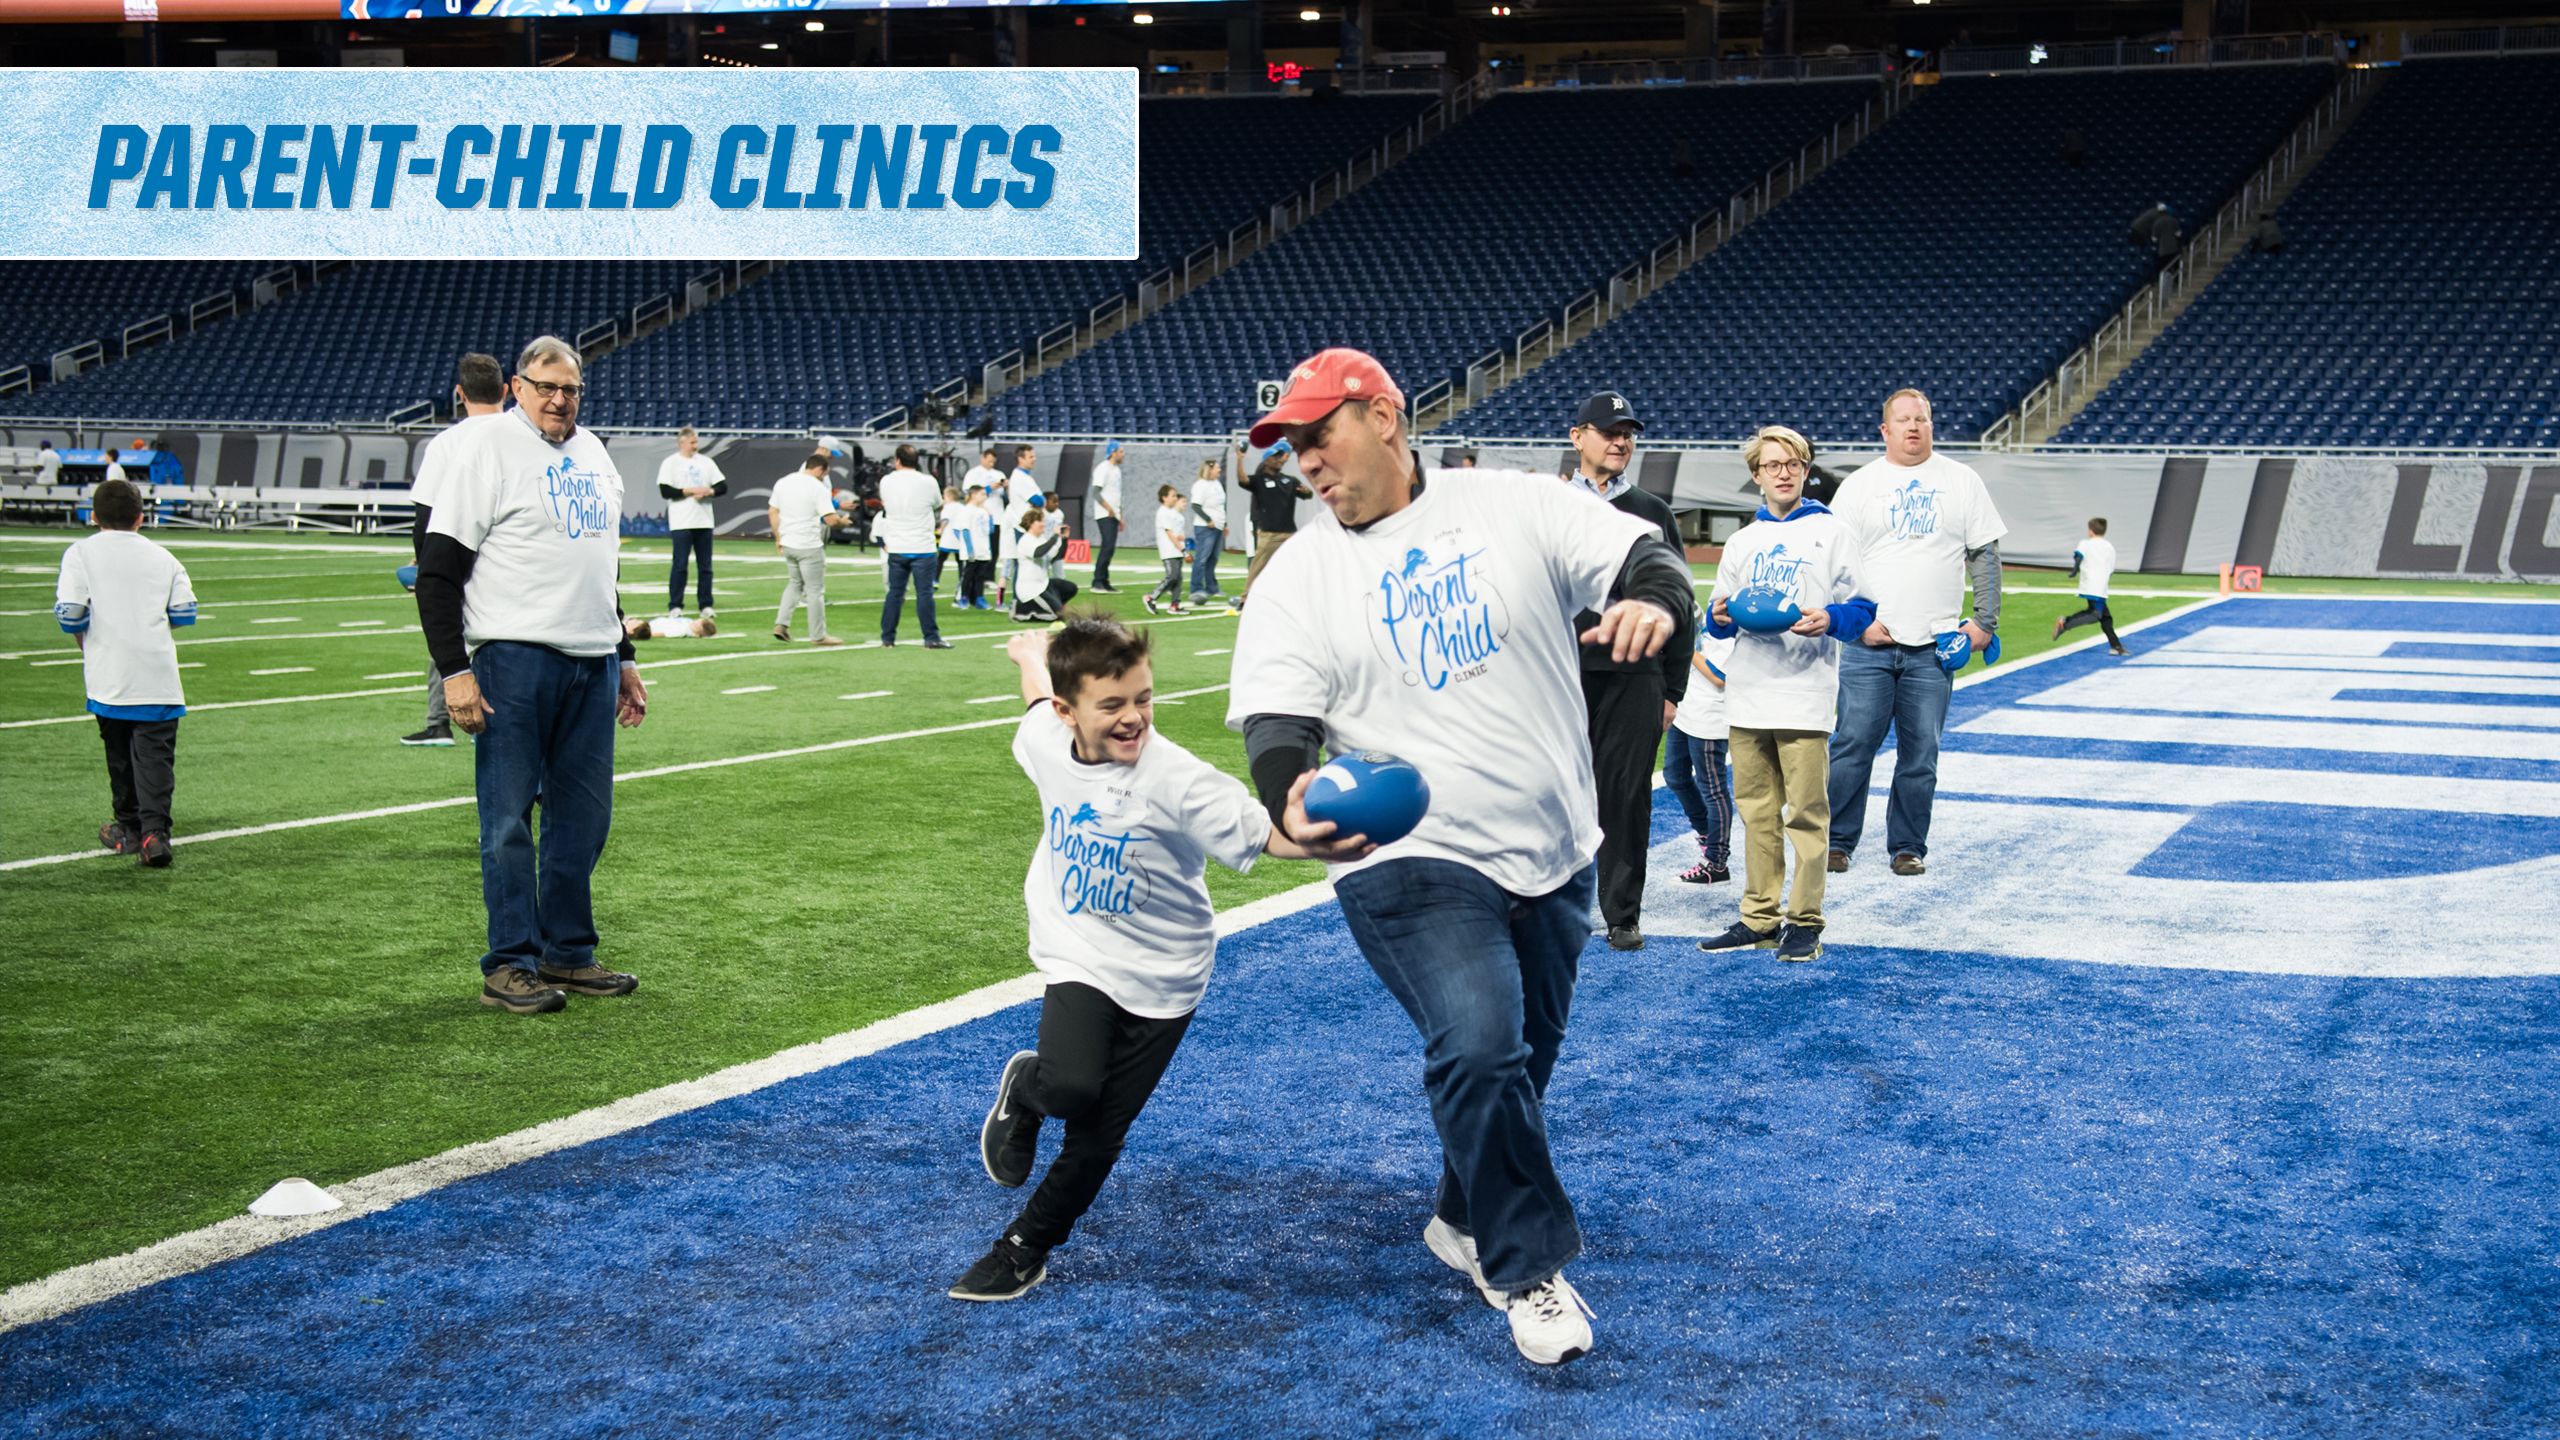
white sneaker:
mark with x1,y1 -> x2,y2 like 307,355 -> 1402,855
1505,1272 -> 1595,1365
1422,1217 -> 1502,1310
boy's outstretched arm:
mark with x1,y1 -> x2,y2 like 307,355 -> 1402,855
1007,631 -> 1055,707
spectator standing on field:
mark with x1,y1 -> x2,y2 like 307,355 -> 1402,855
658,426 -> 728,617
1187,457 -> 1228,605
34,440 -> 60,487
768,452 -> 847,647
402,353 -> 506,748
1089,440 -> 1126,593
877,444 -> 953,650
1004,445 -> 1040,604
56,477 -> 196,868
1237,438 -> 1311,611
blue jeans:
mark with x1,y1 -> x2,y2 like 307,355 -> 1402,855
1662,730 -> 1732,863
1827,641 -> 1952,860
666,527 -> 714,611
881,550 -> 941,643
1189,525 -> 1223,597
1332,858 -> 1593,1292
471,641 -> 617,977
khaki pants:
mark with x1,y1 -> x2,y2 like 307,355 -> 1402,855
1729,726 -> 1831,932
1244,529 -> 1294,593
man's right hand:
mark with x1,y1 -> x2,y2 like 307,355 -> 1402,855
1861,620 -> 1894,647
443,670 -> 494,734
1278,770 -> 1379,864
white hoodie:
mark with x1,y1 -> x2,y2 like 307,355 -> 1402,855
1704,499 -> 1874,734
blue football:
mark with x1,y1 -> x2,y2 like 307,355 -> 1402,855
1305,752 -> 1431,847
1982,633 -> 2003,668
1935,630 -> 1972,672
395,563 -> 418,593
1728,585 -> 1804,634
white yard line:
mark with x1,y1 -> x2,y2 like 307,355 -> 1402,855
721,685 -> 777,696
838,690 -> 893,701
248,667 -> 314,677
4,626 -> 423,661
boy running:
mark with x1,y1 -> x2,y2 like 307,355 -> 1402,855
2052,517 -> 2127,655
1142,485 -> 1190,615
55,479 -> 197,868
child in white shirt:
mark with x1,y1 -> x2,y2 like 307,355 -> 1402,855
1143,486 -> 1191,616
2053,516 -> 2126,655
1663,632 -> 1739,884
953,615 -> 1329,1302
54,479 -> 196,866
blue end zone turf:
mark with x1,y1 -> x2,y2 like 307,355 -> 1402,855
3,597 -> 2556,1434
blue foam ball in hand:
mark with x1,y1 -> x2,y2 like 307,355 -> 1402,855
1982,633 -> 2003,668
1934,630 -> 1972,672
1305,752 -> 1432,847
396,563 -> 418,593
1727,585 -> 1804,634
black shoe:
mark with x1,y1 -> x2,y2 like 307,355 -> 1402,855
980,1049 -> 1041,1188
1092,584 -> 1119,594
1605,924 -> 1643,951
136,831 -> 173,868
923,639 -> 955,650
1142,593 -> 1162,616
1698,921 -> 1779,952
400,723 -> 456,747
880,638 -> 898,647
948,1234 -> 1049,1302
99,820 -> 136,855
1777,924 -> 1824,964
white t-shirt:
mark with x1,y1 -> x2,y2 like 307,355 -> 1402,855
768,471 -> 836,551
1018,529 -> 1063,595
34,449 -> 61,485
2075,534 -> 2118,599
640,615 -> 706,639
102,461 -> 128,485
876,466 -> 940,555
1226,467 -> 1655,896
1155,505 -> 1190,558
964,463 -> 1006,504
954,504 -> 996,560
1013,703 -> 1270,1019
1091,460 -> 1124,520
56,529 -> 195,715
1830,450 -> 2006,644
1189,476 -> 1227,530
657,450 -> 727,531
425,410 -> 626,661
1705,504 -> 1868,734
409,412 -> 504,511
1671,633 -> 1737,741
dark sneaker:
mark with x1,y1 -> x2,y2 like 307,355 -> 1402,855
879,638 -> 898,647
923,639 -> 955,651
1605,924 -> 1643,951
2110,644 -> 2129,657
401,724 -> 456,747
538,962 -> 637,997
1091,584 -> 1119,594
948,1234 -> 1048,1302
1142,593 -> 1162,616
1698,921 -> 1779,952
980,1049 -> 1041,1189
1777,924 -> 1824,964
1891,853 -> 1926,876
482,968 -> 567,1014
1678,860 -> 1729,884
136,831 -> 173,868
1827,848 -> 1849,873
99,820 -> 136,855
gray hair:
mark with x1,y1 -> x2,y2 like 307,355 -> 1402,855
515,335 -> 583,376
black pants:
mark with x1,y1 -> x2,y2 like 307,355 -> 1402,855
960,558 -> 993,604
1013,578 -> 1079,623
1150,557 -> 1183,603
667,527 -> 714,611
2060,596 -> 2123,647
1583,667 -> 1667,930
1012,982 -> 1193,1251
1092,516 -> 1119,589
97,715 -> 179,836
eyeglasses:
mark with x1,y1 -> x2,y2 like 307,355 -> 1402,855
518,379 -> 585,401
1754,459 -> 1808,476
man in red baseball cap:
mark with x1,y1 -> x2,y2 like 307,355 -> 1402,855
1227,346 -> 1697,1366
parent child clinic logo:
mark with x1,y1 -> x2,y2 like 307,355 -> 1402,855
544,458 -> 613,539
1050,800 -> 1150,918
1370,541 -> 1511,691
1886,477 -> 1941,540
1747,542 -> 1812,595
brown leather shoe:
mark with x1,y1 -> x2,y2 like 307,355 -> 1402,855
481,968 -> 568,1014
1891,853 -> 1926,876
538,962 -> 638,997
1826,848 -> 1849,873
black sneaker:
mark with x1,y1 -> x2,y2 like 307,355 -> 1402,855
1698,921 -> 1779,953
401,723 -> 456,747
538,962 -> 638,997
136,831 -> 173,868
1091,584 -> 1119,594
948,1234 -> 1048,1302
481,968 -> 568,1014
1777,924 -> 1824,964
1142,593 -> 1162,616
1605,924 -> 1643,951
923,639 -> 955,651
980,1049 -> 1041,1188
99,820 -> 136,855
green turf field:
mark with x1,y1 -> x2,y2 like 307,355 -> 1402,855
0,525 -> 2541,1290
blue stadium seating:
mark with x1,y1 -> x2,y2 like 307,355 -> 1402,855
2057,54 -> 2560,450
1461,63 -> 2335,443
988,80 -> 1878,436
0,261 -> 287,377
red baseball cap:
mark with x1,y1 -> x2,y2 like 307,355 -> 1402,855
1249,348 -> 1406,450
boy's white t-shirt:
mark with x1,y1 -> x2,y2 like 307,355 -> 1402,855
1830,450 -> 2006,644
1226,467 -> 1656,896
1671,633 -> 1738,741
425,411 -> 626,660
957,504 -> 996,559
56,529 -> 196,715
1706,505 -> 1868,734
767,471 -> 836,550
2076,534 -> 2118,598
657,450 -> 727,531
1013,704 -> 1270,1019
1155,505 -> 1190,558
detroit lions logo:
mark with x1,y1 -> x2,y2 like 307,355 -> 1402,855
1748,542 -> 1813,596
1367,541 -> 1513,691
1886,478 -> 1941,541
1049,802 -> 1151,919
542,456 -> 613,541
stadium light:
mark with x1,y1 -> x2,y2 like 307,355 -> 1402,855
1132,11 -> 1154,23
804,20 -> 823,31
1299,7 -> 1321,18
760,41 -> 779,50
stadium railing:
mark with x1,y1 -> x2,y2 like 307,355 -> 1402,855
2400,24 -> 2560,59
1941,32 -> 2346,76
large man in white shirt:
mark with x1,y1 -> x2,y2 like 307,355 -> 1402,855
1228,348 -> 1694,1367
1088,439 -> 1125,593
657,425 -> 728,617
1003,444 -> 1039,603
400,352 -> 506,748
767,452 -> 847,645
1186,459 -> 1229,605
1824,388 -> 2007,877
415,336 -> 649,1016
876,443 -> 953,649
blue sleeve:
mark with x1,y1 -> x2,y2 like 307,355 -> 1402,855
1825,596 -> 1876,643
1702,608 -> 1739,640
167,602 -> 198,628
1702,656 -> 1725,681
54,601 -> 89,634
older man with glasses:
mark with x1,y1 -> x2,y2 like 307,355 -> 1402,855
415,336 -> 650,1016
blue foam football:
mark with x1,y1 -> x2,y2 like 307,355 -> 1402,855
1982,633 -> 2003,668
1727,585 -> 1804,634
395,563 -> 418,593
1935,630 -> 1972,672
1305,752 -> 1431,847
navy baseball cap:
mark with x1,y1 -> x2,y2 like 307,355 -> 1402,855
1573,392 -> 1645,431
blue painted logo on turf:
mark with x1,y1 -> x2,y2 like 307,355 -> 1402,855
1369,542 -> 1511,691
1049,802 -> 1149,918
1886,478 -> 1940,540
543,457 -> 613,540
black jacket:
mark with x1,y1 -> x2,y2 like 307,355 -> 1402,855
1575,480 -> 1693,702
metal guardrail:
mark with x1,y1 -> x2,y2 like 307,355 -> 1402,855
1139,66 -> 1454,98
0,365 -> 29,399
2403,24 -> 2560,58
120,315 -> 173,359
1501,52 -> 1888,91
387,400 -> 434,429
188,290 -> 236,329
1941,32 -> 2343,76
1985,64 -> 2369,448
